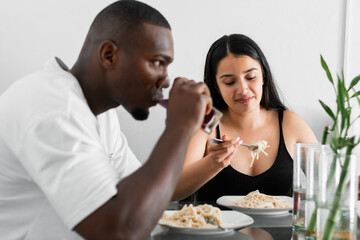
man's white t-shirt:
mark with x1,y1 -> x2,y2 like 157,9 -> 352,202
0,58 -> 141,239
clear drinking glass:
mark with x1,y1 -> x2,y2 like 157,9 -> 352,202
316,150 -> 358,239
154,86 -> 223,134
292,143 -> 322,232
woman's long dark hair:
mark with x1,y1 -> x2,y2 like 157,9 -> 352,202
204,34 -> 287,111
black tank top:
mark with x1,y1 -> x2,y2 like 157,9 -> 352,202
195,110 -> 293,201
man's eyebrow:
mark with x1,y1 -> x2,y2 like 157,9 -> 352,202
157,54 -> 173,63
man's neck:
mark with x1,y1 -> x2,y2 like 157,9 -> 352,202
71,61 -> 116,116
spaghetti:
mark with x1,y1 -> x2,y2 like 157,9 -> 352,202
250,140 -> 270,168
233,190 -> 291,208
159,204 -> 223,228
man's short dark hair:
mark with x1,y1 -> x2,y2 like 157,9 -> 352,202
89,0 -> 171,37
81,0 -> 171,57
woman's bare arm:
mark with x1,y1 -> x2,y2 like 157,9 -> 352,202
172,130 -> 240,201
282,110 -> 318,158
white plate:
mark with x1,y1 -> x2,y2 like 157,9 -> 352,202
158,210 -> 253,235
216,195 -> 293,215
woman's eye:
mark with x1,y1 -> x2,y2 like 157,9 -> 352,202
247,76 -> 256,80
224,81 -> 235,86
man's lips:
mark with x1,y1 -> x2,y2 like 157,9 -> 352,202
153,88 -> 164,101
236,97 -> 253,104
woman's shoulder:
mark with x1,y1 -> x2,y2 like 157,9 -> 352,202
282,109 -> 303,121
282,110 -> 318,143
282,110 -> 309,129
261,109 -> 303,125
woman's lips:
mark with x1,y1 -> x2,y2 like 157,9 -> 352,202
236,97 -> 253,104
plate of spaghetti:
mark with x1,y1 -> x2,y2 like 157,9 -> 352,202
216,190 -> 292,215
159,204 -> 253,235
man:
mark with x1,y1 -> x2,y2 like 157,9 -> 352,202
0,1 -> 212,239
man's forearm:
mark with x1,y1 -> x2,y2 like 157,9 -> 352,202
110,127 -> 193,239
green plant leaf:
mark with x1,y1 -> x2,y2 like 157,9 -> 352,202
340,76 -> 350,100
319,54 -> 359,151
348,74 -> 360,91
345,107 -> 350,130
321,55 -> 334,85
336,76 -> 346,120
351,91 -> 360,98
330,138 -> 337,152
319,100 -> 336,120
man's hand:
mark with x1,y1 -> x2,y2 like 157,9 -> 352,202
165,78 -> 212,136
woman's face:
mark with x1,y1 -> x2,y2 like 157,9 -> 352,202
215,54 -> 264,113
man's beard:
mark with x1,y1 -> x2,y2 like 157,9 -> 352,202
131,108 -> 149,120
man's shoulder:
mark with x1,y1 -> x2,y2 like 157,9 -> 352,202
97,108 -> 121,134
0,66 -> 91,132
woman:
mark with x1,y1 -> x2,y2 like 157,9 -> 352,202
172,34 -> 317,202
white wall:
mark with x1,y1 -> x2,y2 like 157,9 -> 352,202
0,0 -> 358,163
345,0 -> 360,155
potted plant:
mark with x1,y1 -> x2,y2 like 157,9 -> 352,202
306,55 -> 360,239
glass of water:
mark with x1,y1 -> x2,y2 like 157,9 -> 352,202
292,143 -> 321,232
154,84 -> 222,134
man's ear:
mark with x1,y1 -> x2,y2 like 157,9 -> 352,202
99,40 -> 118,69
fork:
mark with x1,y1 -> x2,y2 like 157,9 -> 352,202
208,138 -> 259,151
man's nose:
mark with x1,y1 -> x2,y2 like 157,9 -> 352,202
162,77 -> 170,89
156,75 -> 170,89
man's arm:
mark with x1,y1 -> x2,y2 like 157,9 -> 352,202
74,79 -> 212,240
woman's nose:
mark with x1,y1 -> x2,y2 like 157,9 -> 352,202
236,80 -> 248,94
